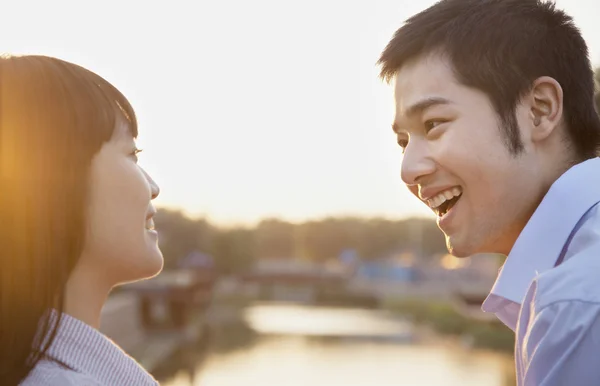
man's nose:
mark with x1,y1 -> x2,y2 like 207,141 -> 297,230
400,139 -> 436,186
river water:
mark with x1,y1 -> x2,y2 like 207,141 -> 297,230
160,303 -> 514,386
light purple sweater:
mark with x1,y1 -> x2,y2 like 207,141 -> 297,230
21,312 -> 158,385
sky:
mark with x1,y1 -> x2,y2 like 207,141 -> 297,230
3,0 -> 600,226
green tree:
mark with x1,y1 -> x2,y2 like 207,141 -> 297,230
293,216 -> 447,261
154,209 -> 215,269
295,217 -> 363,261
213,227 -> 257,274
154,208 -> 449,271
255,218 -> 295,259
357,218 -> 406,259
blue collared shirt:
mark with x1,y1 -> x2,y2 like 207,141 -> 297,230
482,157 -> 600,386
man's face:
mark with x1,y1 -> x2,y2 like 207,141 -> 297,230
393,54 -> 541,257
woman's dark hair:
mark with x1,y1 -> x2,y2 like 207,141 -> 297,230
0,55 -> 138,385
595,68 -> 600,115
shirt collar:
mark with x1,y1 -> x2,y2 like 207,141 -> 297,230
44,310 -> 158,386
482,158 -> 600,314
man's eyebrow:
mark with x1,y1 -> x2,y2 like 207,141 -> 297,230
392,96 -> 453,133
406,96 -> 452,117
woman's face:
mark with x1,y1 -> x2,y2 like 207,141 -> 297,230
80,117 -> 163,285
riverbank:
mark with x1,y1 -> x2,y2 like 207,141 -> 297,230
210,291 -> 515,353
382,298 -> 514,354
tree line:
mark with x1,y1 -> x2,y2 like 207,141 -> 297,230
154,209 -> 447,274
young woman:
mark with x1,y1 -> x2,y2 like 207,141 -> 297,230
0,55 -> 163,385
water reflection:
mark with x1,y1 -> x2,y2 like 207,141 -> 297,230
159,303 -> 514,386
245,303 -> 413,338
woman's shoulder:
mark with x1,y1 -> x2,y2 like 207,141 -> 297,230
21,311 -> 158,386
20,360 -> 102,386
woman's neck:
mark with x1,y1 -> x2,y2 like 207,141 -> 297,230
62,263 -> 112,329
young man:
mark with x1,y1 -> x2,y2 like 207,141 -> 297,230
378,0 -> 600,385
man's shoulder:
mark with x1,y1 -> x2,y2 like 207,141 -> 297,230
21,360 -> 102,386
534,240 -> 600,308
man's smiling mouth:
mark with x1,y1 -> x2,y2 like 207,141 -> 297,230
427,186 -> 462,217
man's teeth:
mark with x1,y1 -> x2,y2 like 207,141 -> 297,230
428,187 -> 462,209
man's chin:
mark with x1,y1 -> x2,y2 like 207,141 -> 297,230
445,236 -> 473,258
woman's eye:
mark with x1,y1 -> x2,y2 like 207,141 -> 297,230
424,120 -> 444,131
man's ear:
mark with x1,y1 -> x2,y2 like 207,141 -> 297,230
525,76 -> 563,143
